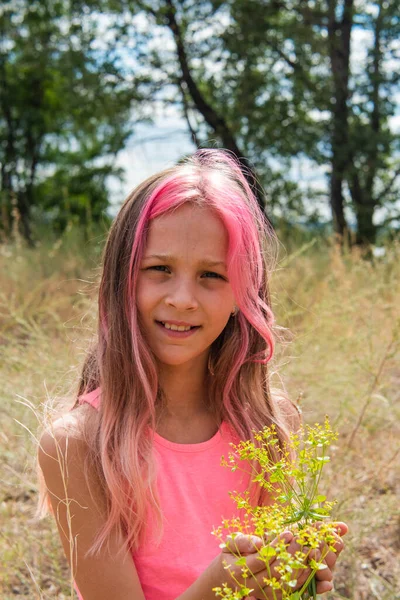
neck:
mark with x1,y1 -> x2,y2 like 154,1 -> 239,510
155,356 -> 220,443
157,357 -> 210,420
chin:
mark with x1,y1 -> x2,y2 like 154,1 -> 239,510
156,353 -> 206,369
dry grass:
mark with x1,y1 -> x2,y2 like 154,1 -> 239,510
1,231 -> 399,599
272,238 -> 400,600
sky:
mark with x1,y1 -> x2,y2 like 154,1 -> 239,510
108,117 -> 196,215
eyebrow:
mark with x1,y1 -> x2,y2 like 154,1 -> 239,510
143,254 -> 227,268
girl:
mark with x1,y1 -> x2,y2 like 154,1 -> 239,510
38,149 -> 347,600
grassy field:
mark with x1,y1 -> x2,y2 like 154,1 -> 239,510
1,229 -> 399,599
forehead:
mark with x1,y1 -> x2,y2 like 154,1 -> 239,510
144,203 -> 228,259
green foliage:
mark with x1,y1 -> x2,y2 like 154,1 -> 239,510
0,0 -> 135,237
2,0 -> 399,242
213,420 -> 339,599
127,0 -> 400,239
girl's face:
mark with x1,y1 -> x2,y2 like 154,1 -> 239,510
136,203 -> 235,371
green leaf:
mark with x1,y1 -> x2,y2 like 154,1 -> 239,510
314,495 -> 327,503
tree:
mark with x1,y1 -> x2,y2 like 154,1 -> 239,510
301,0 -> 400,245
117,0 -> 330,222
0,0 -> 136,242
120,0 -> 400,244
346,0 -> 400,244
4,0 -> 397,244
327,0 -> 354,242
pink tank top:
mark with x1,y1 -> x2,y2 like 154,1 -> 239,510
75,388 -> 252,600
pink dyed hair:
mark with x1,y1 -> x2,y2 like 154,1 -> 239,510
38,149 -> 296,555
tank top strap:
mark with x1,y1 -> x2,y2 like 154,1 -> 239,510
78,387 -> 101,410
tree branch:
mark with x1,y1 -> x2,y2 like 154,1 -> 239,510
263,39 -> 318,94
163,0 -> 241,155
178,80 -> 200,147
374,165 -> 400,205
161,0 -> 268,213
379,213 -> 400,228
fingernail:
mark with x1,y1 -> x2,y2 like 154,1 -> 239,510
333,522 -> 348,535
250,535 -> 262,546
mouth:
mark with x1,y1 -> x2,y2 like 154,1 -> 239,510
156,320 -> 201,332
155,321 -> 202,339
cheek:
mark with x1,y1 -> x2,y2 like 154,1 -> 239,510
135,282 -> 155,321
208,296 -> 234,328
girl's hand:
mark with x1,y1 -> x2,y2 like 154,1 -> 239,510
221,523 -> 348,599
273,521 -> 348,596
311,522 -> 348,594
220,531 -> 295,600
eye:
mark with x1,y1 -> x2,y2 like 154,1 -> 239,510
202,271 -> 225,280
147,265 -> 170,273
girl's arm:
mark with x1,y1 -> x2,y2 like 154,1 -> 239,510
39,423 -> 254,600
39,422 -> 286,600
38,421 -> 146,600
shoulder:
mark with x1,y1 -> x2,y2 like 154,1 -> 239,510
273,393 -> 302,433
38,404 -> 98,484
38,407 -> 146,599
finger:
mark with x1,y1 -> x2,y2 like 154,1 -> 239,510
313,520 -> 348,537
223,532 -> 294,592
259,589 -> 282,600
314,565 -> 333,583
250,578 -> 283,600
333,521 -> 348,537
294,566 -> 313,589
223,533 -> 263,555
320,532 -> 344,572
269,530 -> 294,548
332,532 -> 345,554
265,538 -> 311,591
253,589 -> 282,600
264,560 -> 312,595
307,547 -> 333,584
281,536 -> 310,585
286,536 -> 305,555
311,527 -> 344,565
311,519 -> 348,550
235,562 -> 282,599
245,530 -> 294,570
316,580 -> 333,594
244,535 -> 294,597
324,547 -> 339,570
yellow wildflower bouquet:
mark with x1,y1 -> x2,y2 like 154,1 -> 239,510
213,419 -> 340,600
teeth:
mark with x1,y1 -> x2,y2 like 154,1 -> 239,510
162,322 -> 192,331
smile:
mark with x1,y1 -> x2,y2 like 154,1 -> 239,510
162,322 -> 193,331
155,321 -> 201,338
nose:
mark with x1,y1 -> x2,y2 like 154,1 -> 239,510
165,276 -> 199,312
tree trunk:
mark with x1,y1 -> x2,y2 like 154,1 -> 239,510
0,54 -> 16,240
346,0 -> 383,247
0,162 -> 11,238
16,190 -> 34,246
330,169 -> 349,240
163,0 -> 269,220
327,0 -> 353,244
349,171 -> 377,245
354,204 -> 376,246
